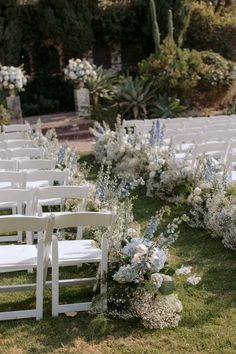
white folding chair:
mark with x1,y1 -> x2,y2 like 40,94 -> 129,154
3,124 -> 30,133
0,215 -> 54,321
18,159 -> 56,171
25,169 -> 69,189
35,185 -> 89,241
0,160 -> 17,171
51,211 -> 116,317
6,140 -> 35,149
192,141 -> 228,168
0,149 -> 8,159
0,189 -> 35,243
3,132 -> 30,140
8,148 -> 43,160
0,171 -> 26,189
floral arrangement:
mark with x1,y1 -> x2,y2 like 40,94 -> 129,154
105,207 -> 191,329
146,146 -> 193,202
0,65 -> 27,94
64,58 -> 97,84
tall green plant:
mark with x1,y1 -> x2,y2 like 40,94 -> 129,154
168,9 -> 174,39
149,0 -> 161,54
115,77 -> 155,119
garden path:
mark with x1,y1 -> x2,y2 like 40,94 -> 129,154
23,112 -> 95,153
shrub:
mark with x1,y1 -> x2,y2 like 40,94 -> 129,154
139,37 -> 205,97
115,76 -> 156,119
150,94 -> 186,119
186,3 -> 236,62
198,51 -> 236,91
139,38 -> 236,101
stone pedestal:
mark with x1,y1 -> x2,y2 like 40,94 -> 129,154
6,95 -> 23,123
74,85 -> 90,118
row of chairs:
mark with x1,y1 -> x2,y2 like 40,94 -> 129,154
0,211 -> 115,320
0,158 -> 56,171
0,169 -> 69,189
0,147 -> 43,160
0,122 -> 116,322
0,185 -> 88,243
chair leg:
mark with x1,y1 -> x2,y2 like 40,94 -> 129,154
36,240 -> 44,320
52,238 -> 59,317
76,226 -> 83,240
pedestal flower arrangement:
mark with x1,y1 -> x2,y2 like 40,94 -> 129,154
0,65 -> 28,122
64,58 -> 97,116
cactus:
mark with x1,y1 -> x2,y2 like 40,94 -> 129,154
149,0 -> 161,54
168,9 -> 174,40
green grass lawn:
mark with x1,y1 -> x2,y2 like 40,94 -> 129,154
1,158 -> 236,353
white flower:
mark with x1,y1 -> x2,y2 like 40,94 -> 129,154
187,274 -> 201,285
113,264 -> 138,283
149,248 -> 167,272
175,265 -> 192,276
194,187 -> 202,196
150,273 -> 163,290
122,238 -> 149,258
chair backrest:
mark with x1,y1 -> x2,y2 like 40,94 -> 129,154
0,171 -> 26,188
172,133 -> 198,146
6,140 -> 35,149
0,141 -> 6,149
36,185 -> 89,211
3,124 -> 30,133
201,130 -> 228,143
0,149 -> 8,159
3,131 -> 30,140
25,169 -> 69,186
54,211 -> 116,229
0,159 -> 17,171
8,147 -> 43,159
196,141 -> 228,162
18,159 -> 56,171
0,189 -> 35,215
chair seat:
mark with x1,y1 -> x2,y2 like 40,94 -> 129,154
0,245 -> 37,269
55,240 -> 101,265
26,181 -> 49,189
231,171 -> 236,181
0,182 -> 12,189
39,198 -> 62,206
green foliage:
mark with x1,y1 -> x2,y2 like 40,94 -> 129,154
172,0 -> 192,46
150,94 -> 186,118
199,51 -> 236,91
139,37 -> 204,97
115,76 -> 156,119
0,1 -> 22,65
186,2 -> 236,61
0,105 -> 10,126
167,9 -> 174,40
36,0 -> 93,59
87,314 -> 108,339
149,0 -> 161,54
86,67 -> 116,106
159,280 -> 175,295
227,99 -> 236,114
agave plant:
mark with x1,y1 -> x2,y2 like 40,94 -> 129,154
150,94 -> 186,119
115,77 -> 156,119
86,66 -> 116,106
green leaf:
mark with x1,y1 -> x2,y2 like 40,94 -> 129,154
159,280 -> 175,295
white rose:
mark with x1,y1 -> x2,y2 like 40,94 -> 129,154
194,187 -> 202,196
